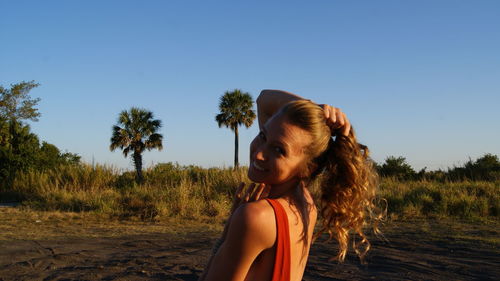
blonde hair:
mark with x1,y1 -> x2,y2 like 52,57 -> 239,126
280,99 -> 383,262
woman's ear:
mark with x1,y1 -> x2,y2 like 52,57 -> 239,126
299,161 -> 316,180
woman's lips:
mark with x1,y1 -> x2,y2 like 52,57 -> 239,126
252,161 -> 266,172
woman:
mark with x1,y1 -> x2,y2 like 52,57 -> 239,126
199,89 -> 380,281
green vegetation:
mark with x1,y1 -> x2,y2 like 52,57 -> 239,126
1,162 -> 498,223
0,80 -> 41,122
110,107 -> 163,183
377,156 -> 417,180
1,81 -> 498,225
380,178 -> 498,220
377,154 -> 500,182
215,89 -> 256,169
1,163 -> 247,222
0,81 -> 80,190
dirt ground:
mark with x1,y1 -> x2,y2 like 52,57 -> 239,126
0,209 -> 498,281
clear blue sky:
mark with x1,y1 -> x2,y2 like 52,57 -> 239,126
1,0 -> 499,171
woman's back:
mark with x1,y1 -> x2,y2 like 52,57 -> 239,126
244,187 -> 317,281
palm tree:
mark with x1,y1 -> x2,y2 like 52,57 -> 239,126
216,89 -> 256,169
110,107 -> 163,183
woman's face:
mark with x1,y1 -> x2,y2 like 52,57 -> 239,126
248,113 -> 312,185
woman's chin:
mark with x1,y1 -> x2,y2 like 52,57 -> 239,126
247,169 -> 258,182
248,167 -> 265,183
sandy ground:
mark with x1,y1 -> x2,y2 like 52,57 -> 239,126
0,211 -> 498,281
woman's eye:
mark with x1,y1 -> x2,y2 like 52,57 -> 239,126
274,147 -> 284,155
258,132 -> 266,140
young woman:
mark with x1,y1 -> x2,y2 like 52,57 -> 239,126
199,89 -> 380,281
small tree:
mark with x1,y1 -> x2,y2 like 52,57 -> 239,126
110,107 -> 163,183
379,156 -> 416,180
472,154 -> 500,180
0,81 -> 41,186
0,81 -> 41,123
0,120 -> 40,186
0,81 -> 81,190
215,89 -> 256,169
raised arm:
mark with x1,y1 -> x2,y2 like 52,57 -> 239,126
257,89 -> 351,136
256,89 -> 305,129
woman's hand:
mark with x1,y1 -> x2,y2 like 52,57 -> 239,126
221,183 -> 270,240
230,183 -> 270,215
320,104 -> 351,137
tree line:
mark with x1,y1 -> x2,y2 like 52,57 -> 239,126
377,154 -> 500,182
1,81 -> 498,189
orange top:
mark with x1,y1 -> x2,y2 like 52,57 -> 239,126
265,198 -> 291,281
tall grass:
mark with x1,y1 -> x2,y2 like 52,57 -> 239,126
380,178 -> 499,220
1,163 -> 498,222
1,163 -> 248,221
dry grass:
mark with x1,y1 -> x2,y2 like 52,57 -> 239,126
1,163 -> 498,223
379,178 -> 499,221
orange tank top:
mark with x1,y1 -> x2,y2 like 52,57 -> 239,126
265,198 -> 291,281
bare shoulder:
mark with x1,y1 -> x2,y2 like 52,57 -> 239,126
230,199 -> 276,248
232,200 -> 276,231
202,200 -> 276,280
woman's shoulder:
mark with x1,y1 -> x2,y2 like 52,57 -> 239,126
233,199 -> 276,227
230,199 -> 277,248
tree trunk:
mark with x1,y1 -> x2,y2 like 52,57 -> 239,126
133,151 -> 143,184
7,120 -> 19,188
234,126 -> 239,169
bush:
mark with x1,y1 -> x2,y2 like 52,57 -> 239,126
378,156 -> 416,180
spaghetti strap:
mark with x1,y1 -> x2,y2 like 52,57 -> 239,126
265,198 -> 291,281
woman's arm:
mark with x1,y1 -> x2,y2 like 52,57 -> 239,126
257,89 -> 351,136
256,89 -> 305,129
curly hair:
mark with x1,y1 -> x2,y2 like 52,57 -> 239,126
280,99 -> 384,262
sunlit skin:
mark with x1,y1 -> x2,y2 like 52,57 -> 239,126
199,90 -> 351,281
248,113 -> 312,198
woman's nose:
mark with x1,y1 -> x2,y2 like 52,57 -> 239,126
254,146 -> 266,161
